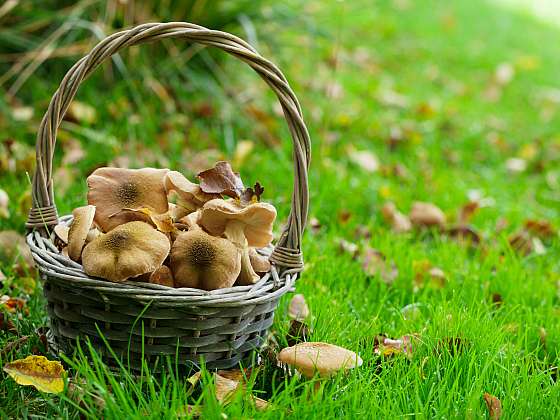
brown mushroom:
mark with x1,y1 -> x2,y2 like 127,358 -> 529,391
277,342 -> 363,380
170,228 -> 241,290
53,223 -> 69,249
164,171 -> 219,217
148,266 -> 174,287
82,221 -> 170,282
87,167 -> 169,232
199,199 -> 276,285
67,205 -> 96,262
249,248 -> 271,274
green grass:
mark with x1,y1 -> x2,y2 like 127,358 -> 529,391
1,0 -> 560,418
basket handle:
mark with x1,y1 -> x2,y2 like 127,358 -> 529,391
26,22 -> 310,273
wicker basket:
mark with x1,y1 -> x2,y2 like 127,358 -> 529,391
25,22 -> 310,371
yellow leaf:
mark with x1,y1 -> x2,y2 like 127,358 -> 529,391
3,355 -> 66,393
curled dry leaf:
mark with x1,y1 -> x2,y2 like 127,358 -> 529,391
508,230 -> 546,256
483,392 -> 502,420
524,219 -> 555,239
197,161 -> 244,199
240,182 -> 265,206
1,295 -> 26,313
361,247 -> 398,285
288,294 -> 310,321
410,202 -> 446,228
3,355 -> 66,394
458,201 -> 479,224
381,202 -> 412,233
446,225 -> 481,245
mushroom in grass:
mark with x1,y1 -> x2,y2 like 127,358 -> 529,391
199,199 -> 276,285
82,221 -> 170,282
278,342 -> 362,386
170,229 -> 241,290
164,171 -> 219,218
67,205 -> 96,262
87,167 -> 169,232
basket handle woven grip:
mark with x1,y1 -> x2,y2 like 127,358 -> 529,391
26,22 -> 310,272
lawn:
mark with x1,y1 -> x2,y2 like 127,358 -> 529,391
1,0 -> 560,418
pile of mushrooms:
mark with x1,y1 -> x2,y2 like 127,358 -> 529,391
53,162 -> 276,290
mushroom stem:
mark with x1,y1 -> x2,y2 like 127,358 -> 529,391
224,221 -> 259,285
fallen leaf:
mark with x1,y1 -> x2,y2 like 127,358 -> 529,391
381,202 -> 412,233
0,188 -> 9,218
348,149 -> 379,173
0,295 -> 27,313
198,161 -> 244,199
458,201 -> 479,224
505,157 -> 527,173
0,312 -> 17,334
337,238 -> 359,259
446,225 -> 481,245
483,392 -> 502,420
288,294 -> 310,321
524,219 -> 555,240
3,355 -> 66,393
374,334 -> 416,357
361,247 -> 398,285
410,202 -> 446,228
239,182 -> 264,206
338,210 -> 352,224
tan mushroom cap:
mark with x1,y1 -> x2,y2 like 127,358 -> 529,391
87,167 -> 169,232
277,342 -> 363,378
170,229 -> 241,290
200,199 -> 276,248
67,205 -> 96,262
165,171 -> 219,215
249,248 -> 271,273
53,223 -> 69,248
149,265 -> 174,287
82,221 -> 170,282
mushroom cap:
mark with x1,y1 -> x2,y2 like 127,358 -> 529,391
170,229 -> 241,290
53,223 -> 69,247
82,221 -> 170,282
148,265 -> 174,287
165,171 -> 219,209
199,199 -> 277,248
249,248 -> 271,273
277,342 -> 363,378
67,205 -> 96,262
87,167 -> 169,232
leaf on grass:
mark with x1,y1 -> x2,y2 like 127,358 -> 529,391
458,201 -> 479,224
309,217 -> 322,234
381,202 -> 412,233
361,247 -> 398,285
524,219 -> 556,239
446,225 -> 481,245
0,312 -> 17,334
413,260 -> 446,290
508,230 -> 546,256
0,188 -> 9,218
348,149 -> 379,173
410,202 -> 446,228
0,295 -> 26,313
337,238 -> 359,259
212,373 -> 269,410
374,334 -> 417,357
288,294 -> 310,321
198,161 -> 244,199
3,355 -> 66,393
483,392 -> 502,420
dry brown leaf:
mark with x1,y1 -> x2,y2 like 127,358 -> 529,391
410,202 -> 446,228
239,182 -> 264,206
288,294 -> 310,321
0,312 -> 17,334
483,392 -> 502,420
1,295 -> 27,313
446,225 -> 481,245
213,373 -> 269,410
361,247 -> 398,285
524,219 -> 556,239
458,201 -> 479,224
197,161 -> 244,199
309,217 -> 322,234
381,202 -> 412,233
3,355 -> 66,393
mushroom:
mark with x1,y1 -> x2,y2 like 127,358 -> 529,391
87,167 -> 169,232
170,228 -> 241,290
67,205 -> 96,262
82,221 -> 170,282
148,266 -> 174,287
277,342 -> 363,383
249,248 -> 271,274
199,199 -> 276,285
164,171 -> 219,217
53,223 -> 69,249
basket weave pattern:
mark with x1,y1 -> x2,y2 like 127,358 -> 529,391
25,22 -> 310,371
